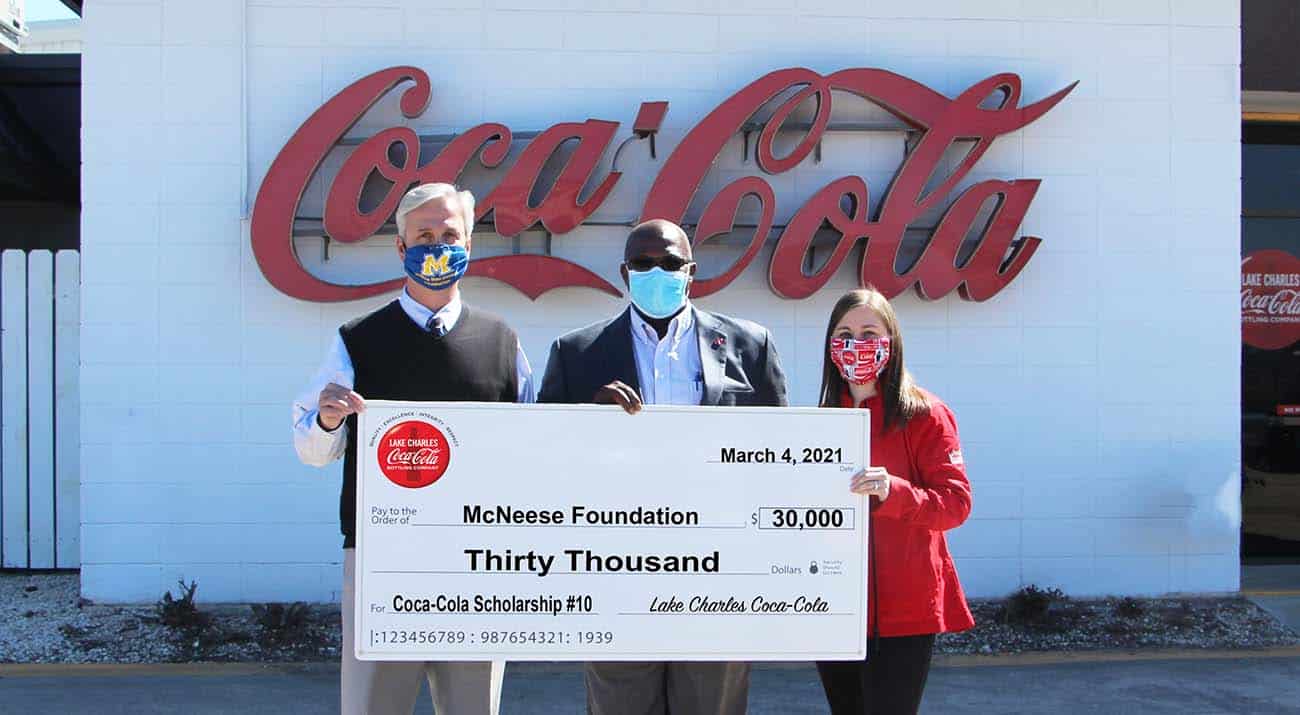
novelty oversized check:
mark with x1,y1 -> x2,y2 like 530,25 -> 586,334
355,402 -> 869,661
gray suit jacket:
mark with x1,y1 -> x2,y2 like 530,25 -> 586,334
538,306 -> 788,407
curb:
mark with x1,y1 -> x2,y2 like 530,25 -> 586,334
0,662 -> 336,678
4,647 -> 1300,678
931,646 -> 1300,668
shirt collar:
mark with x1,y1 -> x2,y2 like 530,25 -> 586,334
399,288 -> 462,332
629,303 -> 695,347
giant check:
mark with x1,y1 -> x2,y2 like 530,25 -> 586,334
355,402 -> 869,661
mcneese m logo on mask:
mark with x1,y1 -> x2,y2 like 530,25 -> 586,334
422,252 -> 452,277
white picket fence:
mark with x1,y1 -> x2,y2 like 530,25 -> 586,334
0,249 -> 80,569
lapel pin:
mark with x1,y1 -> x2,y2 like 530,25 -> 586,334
711,335 -> 726,350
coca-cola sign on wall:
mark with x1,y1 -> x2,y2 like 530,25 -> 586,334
251,66 -> 1075,303
1242,250 -> 1300,350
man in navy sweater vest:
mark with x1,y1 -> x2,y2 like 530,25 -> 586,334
293,183 -> 533,715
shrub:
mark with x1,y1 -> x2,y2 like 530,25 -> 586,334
1115,596 -> 1146,619
250,602 -> 313,640
999,585 -> 1067,626
155,579 -> 211,631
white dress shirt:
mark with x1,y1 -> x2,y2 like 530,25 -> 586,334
628,305 -> 704,406
293,290 -> 535,466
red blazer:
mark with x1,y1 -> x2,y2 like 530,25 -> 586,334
839,388 -> 975,638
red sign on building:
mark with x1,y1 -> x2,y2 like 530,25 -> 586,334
1242,249 -> 1300,350
252,66 -> 1075,303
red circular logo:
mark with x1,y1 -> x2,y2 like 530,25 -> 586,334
1242,250 -> 1300,350
377,420 -> 450,488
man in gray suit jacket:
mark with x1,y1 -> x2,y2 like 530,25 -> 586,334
539,219 -> 788,715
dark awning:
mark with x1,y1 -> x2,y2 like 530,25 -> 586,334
1244,0 -> 1300,93
0,54 -> 80,205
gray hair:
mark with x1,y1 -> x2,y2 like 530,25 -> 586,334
394,183 -> 476,240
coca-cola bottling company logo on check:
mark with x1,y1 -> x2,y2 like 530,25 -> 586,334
378,420 -> 451,489
1242,250 -> 1300,350
251,66 -> 1075,303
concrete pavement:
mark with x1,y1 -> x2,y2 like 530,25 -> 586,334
3,651 -> 1300,714
1244,563 -> 1300,639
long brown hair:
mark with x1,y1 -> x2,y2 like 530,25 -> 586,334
818,288 -> 929,431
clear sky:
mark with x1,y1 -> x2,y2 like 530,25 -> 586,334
25,0 -> 79,23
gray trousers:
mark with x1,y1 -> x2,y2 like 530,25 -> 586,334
343,549 -> 504,714
585,661 -> 749,715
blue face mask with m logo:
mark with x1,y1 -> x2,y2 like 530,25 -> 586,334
403,243 -> 468,291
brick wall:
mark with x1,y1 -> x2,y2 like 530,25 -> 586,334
80,0 -> 1242,602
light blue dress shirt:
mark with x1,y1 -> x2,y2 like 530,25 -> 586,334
628,305 -> 704,406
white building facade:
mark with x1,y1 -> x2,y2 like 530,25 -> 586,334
80,0 -> 1242,603
22,18 -> 82,54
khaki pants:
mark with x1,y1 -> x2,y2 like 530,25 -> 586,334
585,661 -> 749,715
343,549 -> 504,714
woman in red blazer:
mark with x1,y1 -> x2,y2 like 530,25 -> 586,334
816,288 -> 975,715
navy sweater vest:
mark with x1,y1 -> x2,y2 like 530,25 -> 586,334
337,300 -> 517,547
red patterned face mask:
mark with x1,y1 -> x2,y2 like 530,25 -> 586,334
829,336 -> 891,385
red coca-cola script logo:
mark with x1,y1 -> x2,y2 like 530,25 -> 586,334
1242,250 -> 1300,350
251,66 -> 1074,303
377,420 -> 450,488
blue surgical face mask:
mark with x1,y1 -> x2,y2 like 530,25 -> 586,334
403,243 -> 468,291
627,266 -> 690,319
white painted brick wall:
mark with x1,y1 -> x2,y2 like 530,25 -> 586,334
80,0 -> 1240,602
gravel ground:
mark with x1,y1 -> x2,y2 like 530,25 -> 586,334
1,573 -> 339,664
2,573 -> 1296,664
938,595 -> 1300,654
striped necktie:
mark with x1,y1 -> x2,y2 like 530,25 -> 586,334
426,314 -> 446,337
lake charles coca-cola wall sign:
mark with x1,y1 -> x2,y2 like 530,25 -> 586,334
251,66 -> 1075,303
1242,250 -> 1300,350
